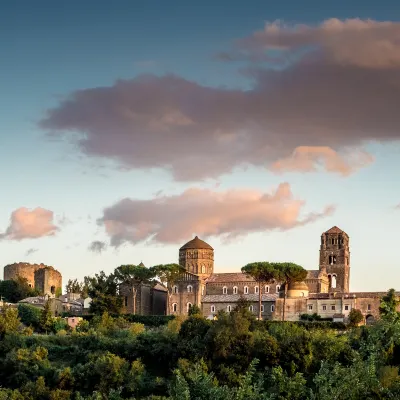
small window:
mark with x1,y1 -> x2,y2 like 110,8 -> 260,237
187,285 -> 193,293
308,305 -> 313,311
367,304 -> 371,311
271,305 -> 275,312
222,286 -> 228,294
345,305 -> 349,311
244,286 -> 249,294
211,305 -> 215,313
233,286 -> 238,294
172,303 -> 178,312
331,305 -> 336,311
276,285 -> 280,293
201,286 -> 205,296
265,285 -> 270,293
322,305 -> 327,311
249,305 -> 254,312
71,319 -> 74,323
227,305 -> 231,312
187,302 -> 192,312
124,296 -> 128,307
173,286 -> 178,294
201,265 -> 206,274
50,286 -> 55,295
254,286 -> 259,294
260,305 -> 264,312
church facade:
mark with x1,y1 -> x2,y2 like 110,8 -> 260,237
170,227 -> 387,323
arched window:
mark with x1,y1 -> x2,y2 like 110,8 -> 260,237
265,285 -> 270,293
331,275 -> 337,289
227,305 -> 231,312
187,302 -> 192,312
201,265 -> 206,274
223,286 -> 228,294
254,286 -> 259,294
260,305 -> 264,312
187,285 -> 193,293
172,303 -> 178,312
271,305 -> 275,312
249,305 -> 254,312
233,286 -> 238,294
329,255 -> 337,265
211,305 -> 216,313
244,286 -> 249,294
173,285 -> 178,294
201,286 -> 205,296
50,286 -> 55,295
276,285 -> 280,293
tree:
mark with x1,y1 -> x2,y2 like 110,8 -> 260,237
39,301 -> 53,333
18,304 -> 41,330
348,309 -> 364,327
241,262 -> 280,320
0,305 -> 21,338
114,264 -> 156,314
188,304 -> 201,316
379,288 -> 399,322
86,271 -> 123,315
65,278 -> 89,298
151,264 -> 186,315
0,277 -> 38,303
272,262 -> 307,321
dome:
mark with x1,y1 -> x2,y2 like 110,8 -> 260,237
180,236 -> 213,250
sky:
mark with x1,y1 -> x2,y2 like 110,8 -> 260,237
1,0 -> 400,292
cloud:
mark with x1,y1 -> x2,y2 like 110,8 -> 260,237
25,248 -> 38,256
0,207 -> 58,241
39,19 -> 400,181
88,240 -> 107,253
271,146 -> 374,176
97,183 -> 335,247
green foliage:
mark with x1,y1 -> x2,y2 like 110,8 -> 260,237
65,278 -> 89,297
0,305 -> 21,338
0,277 -> 39,303
40,301 -> 54,333
348,308 -> 364,326
86,271 -> 123,315
18,303 -> 41,329
121,314 -> 174,327
379,288 -> 400,322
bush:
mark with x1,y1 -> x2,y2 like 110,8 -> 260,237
18,304 -> 41,329
116,315 -> 175,327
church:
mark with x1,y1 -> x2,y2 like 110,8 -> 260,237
170,226 -> 386,323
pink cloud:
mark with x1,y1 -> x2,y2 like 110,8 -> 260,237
271,146 -> 374,176
97,183 -> 335,247
39,19 -> 400,180
0,207 -> 59,240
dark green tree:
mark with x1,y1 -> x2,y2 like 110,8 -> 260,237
348,309 -> 364,327
241,262 -> 281,320
379,288 -> 399,322
86,271 -> 123,315
0,277 -> 38,303
188,304 -> 201,316
39,301 -> 53,333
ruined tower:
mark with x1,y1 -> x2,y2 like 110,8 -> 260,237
319,226 -> 350,293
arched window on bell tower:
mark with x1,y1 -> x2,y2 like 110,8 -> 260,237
328,255 -> 336,265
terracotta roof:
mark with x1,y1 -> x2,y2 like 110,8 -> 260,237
308,291 -> 400,299
202,294 -> 278,303
153,283 -> 168,292
324,226 -> 345,234
206,272 -> 256,283
306,270 -> 320,279
180,236 -> 213,250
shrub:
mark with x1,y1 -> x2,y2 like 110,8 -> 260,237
18,304 -> 41,329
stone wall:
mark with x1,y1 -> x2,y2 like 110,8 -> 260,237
34,267 -> 62,297
202,300 -> 275,320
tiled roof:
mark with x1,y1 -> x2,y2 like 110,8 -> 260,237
202,294 -> 278,303
308,291 -> 400,299
206,272 -> 256,283
306,270 -> 320,279
180,236 -> 213,250
153,283 -> 168,292
324,226 -> 345,234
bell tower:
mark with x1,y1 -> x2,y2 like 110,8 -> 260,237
179,236 -> 214,278
319,226 -> 350,293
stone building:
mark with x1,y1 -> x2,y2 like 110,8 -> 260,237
170,226 -> 397,323
119,263 -> 168,316
3,262 -> 62,297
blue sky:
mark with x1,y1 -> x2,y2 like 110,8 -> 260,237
1,0 -> 400,291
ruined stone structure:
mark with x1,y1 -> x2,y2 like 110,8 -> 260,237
170,226 -> 394,323
3,262 -> 62,297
